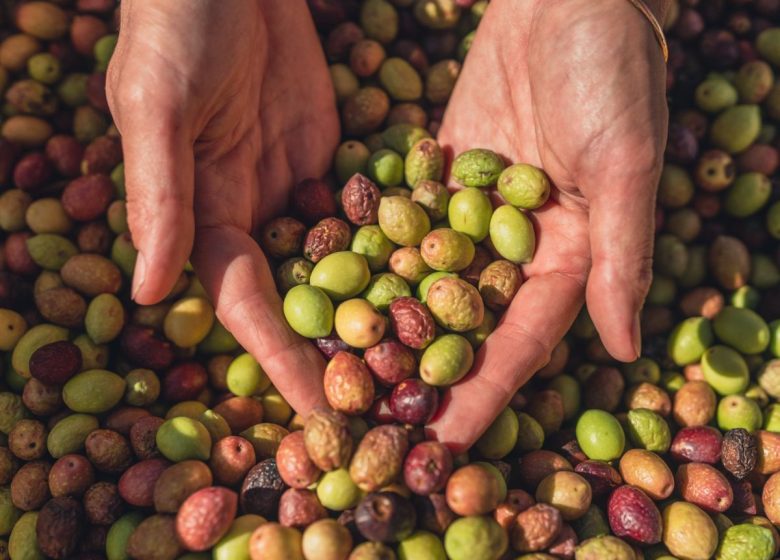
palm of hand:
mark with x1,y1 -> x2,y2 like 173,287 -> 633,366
428,0 -> 667,448
113,1 -> 338,233
190,5 -> 340,230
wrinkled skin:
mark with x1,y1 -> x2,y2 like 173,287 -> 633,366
109,0 -> 668,450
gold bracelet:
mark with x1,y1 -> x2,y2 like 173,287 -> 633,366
626,0 -> 669,63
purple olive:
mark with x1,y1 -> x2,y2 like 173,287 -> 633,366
354,492 -> 417,543
389,379 -> 439,425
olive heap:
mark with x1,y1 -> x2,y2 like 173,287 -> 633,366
0,0 -> 780,559
278,143 -> 537,362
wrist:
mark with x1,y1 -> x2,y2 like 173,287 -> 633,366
640,0 -> 671,24
625,0 -> 670,62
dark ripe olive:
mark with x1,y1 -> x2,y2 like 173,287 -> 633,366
354,491 -> 417,543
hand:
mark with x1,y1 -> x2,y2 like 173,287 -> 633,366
427,0 -> 669,451
107,0 -> 339,415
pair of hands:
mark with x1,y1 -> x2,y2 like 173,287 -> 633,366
107,0 -> 668,451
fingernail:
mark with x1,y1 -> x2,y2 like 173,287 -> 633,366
632,312 -> 642,358
131,252 -> 147,301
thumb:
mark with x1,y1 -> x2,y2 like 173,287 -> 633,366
106,2 -> 197,305
109,90 -> 196,305
585,164 -> 659,362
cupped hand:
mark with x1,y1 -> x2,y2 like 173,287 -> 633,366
427,0 -> 669,450
107,0 -> 339,415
